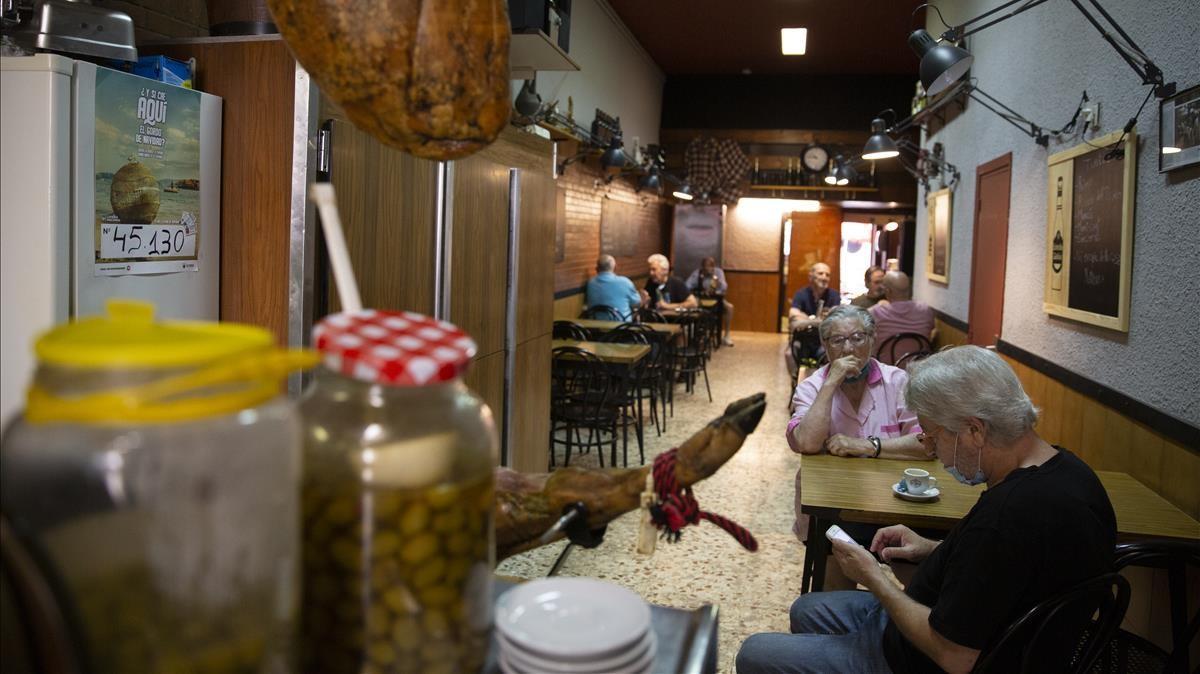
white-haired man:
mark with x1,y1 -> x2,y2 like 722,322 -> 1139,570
739,346 -> 1116,674
641,253 -> 697,311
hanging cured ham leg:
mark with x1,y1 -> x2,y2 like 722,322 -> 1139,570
267,0 -> 511,160
495,393 -> 767,560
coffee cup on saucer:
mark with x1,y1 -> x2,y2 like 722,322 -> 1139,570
903,468 -> 937,495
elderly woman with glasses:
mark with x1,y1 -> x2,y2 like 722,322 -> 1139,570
787,306 -> 931,543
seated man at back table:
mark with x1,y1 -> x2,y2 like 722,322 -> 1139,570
740,346 -> 1117,674
585,254 -> 641,321
870,271 -> 935,358
685,256 -> 735,346
785,262 -> 840,378
640,253 -> 698,312
852,266 -> 887,309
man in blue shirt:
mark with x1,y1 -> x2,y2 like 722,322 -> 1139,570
786,262 -> 841,377
585,254 -> 641,321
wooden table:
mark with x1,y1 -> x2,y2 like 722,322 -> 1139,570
571,318 -> 682,341
799,454 -> 1200,593
551,339 -> 650,365
699,298 -> 719,309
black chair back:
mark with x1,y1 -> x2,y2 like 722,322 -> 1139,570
551,347 -> 612,418
581,305 -> 623,321
973,572 -> 1130,674
1092,540 -> 1200,674
875,331 -> 934,366
635,307 -> 666,324
895,350 -> 933,370
553,320 -> 590,341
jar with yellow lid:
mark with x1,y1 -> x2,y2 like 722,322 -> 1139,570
0,300 -> 317,674
298,310 -> 497,674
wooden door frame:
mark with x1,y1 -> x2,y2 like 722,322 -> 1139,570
967,152 -> 1012,345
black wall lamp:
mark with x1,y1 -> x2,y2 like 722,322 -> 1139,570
909,0 -> 1175,100
862,110 -> 901,160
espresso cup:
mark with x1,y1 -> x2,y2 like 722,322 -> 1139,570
903,468 -> 937,494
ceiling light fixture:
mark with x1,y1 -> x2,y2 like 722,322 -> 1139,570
781,28 -> 807,55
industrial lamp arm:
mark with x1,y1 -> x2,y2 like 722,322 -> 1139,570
932,0 -> 1173,97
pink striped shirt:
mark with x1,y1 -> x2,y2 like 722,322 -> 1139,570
786,359 -> 921,452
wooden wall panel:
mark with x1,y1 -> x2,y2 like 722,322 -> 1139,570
724,271 -> 781,333
510,334 -> 551,473
999,353 -> 1200,520
555,294 -> 586,320
463,350 -> 506,466
932,317 -> 968,349
324,116 -> 438,315
150,38 -> 295,344
787,205 -> 842,303
450,157 -> 510,355
517,169 -> 555,344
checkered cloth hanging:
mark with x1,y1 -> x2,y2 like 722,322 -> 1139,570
683,137 -> 752,203
313,310 -> 477,386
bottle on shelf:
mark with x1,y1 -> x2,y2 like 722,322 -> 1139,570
752,157 -> 760,185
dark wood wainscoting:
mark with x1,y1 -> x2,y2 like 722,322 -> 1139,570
725,271 -> 782,333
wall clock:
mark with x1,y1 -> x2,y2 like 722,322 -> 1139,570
802,144 -> 829,173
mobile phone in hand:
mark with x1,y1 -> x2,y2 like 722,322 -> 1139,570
825,524 -> 857,545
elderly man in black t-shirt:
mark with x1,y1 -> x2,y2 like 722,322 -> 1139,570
640,253 -> 698,311
737,346 -> 1116,674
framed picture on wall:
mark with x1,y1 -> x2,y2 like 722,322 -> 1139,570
925,187 -> 952,284
1043,129 -> 1136,332
1160,83 -> 1200,172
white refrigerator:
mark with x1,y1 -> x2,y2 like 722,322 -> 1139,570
0,54 -> 222,426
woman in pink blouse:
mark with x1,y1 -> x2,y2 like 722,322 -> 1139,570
787,306 -> 932,548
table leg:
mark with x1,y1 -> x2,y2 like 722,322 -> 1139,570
810,518 -> 830,594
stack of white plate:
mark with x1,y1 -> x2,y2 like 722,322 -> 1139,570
495,577 -> 656,674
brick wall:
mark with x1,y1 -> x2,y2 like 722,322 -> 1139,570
554,159 -> 671,296
95,0 -> 209,42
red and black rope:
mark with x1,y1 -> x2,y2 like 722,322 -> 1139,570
649,448 -> 758,552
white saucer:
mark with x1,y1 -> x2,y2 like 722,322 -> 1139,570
502,631 -> 656,674
892,482 -> 940,502
495,578 -> 651,661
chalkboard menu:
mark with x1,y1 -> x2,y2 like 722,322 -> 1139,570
1068,146 -> 1124,316
600,197 -> 639,257
1043,129 -> 1136,332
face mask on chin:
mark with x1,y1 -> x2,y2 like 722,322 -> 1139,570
945,432 -> 987,485
842,362 -> 871,383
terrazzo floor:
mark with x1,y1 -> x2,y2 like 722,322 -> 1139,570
497,331 -> 805,674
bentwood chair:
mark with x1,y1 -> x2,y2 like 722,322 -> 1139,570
597,328 -> 653,465
549,347 -> 617,469
553,320 -> 590,341
634,307 -> 667,324
875,332 -> 934,367
1090,540 -> 1200,674
972,573 -> 1130,674
580,305 -> 623,321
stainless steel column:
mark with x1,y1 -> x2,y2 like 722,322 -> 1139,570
286,64 -> 320,397
502,168 -> 522,467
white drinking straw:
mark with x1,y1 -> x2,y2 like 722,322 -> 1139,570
309,182 -> 363,313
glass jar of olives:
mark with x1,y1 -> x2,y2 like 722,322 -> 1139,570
299,310 -> 497,674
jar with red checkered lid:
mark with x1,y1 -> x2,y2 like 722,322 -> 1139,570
298,310 -> 498,674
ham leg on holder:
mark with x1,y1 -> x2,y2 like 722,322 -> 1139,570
495,393 -> 767,561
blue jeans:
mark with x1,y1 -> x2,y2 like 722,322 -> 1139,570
735,591 -> 894,674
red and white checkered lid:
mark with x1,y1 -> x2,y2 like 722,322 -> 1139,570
313,310 -> 477,386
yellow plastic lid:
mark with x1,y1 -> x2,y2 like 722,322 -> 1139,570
35,299 -> 274,370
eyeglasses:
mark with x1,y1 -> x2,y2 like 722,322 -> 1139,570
826,332 -> 870,348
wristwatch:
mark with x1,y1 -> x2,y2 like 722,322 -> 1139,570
868,435 -> 882,458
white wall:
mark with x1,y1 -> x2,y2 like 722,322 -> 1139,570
913,0 -> 1200,425
512,0 -> 665,148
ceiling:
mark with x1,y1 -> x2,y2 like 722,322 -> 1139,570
606,0 -> 925,76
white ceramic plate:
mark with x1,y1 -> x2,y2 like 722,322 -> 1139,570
495,577 -> 651,660
892,482 -> 940,502
501,629 -> 656,673
500,640 -> 655,674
